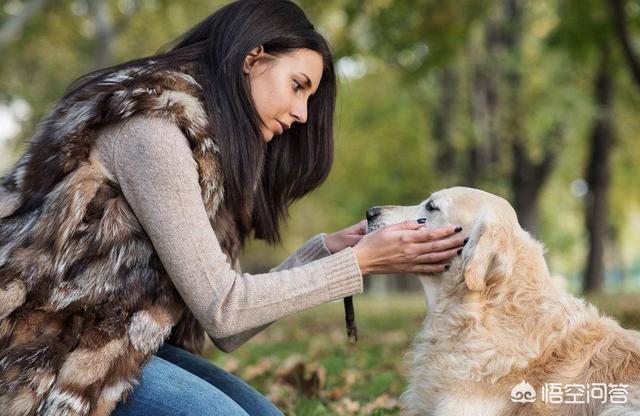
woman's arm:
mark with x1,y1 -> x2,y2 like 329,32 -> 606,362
211,234 -> 334,352
108,116 -> 363,352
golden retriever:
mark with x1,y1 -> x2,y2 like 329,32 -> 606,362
366,187 -> 640,416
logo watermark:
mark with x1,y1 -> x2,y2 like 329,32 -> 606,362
511,381 -> 629,404
511,381 -> 536,403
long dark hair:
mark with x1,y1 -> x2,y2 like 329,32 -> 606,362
66,0 -> 336,245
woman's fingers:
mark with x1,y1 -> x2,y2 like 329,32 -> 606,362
344,220 -> 367,245
385,220 -> 426,232
413,247 -> 460,264
354,220 -> 468,275
412,235 -> 466,255
409,225 -> 463,242
344,234 -> 365,247
351,219 -> 367,235
408,263 -> 450,274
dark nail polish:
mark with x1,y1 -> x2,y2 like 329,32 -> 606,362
444,264 -> 451,271
417,218 -> 427,224
454,226 -> 463,233
457,248 -> 463,255
463,237 -> 469,245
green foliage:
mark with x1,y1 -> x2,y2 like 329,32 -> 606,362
2,0 -> 640,285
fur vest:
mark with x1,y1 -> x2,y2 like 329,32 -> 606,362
0,68 -> 242,415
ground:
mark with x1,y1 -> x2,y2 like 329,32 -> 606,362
204,294 -> 640,416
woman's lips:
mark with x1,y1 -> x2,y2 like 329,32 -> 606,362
276,120 -> 289,135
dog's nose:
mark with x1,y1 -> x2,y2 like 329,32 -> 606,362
366,207 -> 381,222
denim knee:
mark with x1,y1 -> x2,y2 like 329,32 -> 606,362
157,343 -> 283,416
112,355 -> 249,416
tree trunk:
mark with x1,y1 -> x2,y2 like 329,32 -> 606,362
502,0 -> 537,233
432,66 -> 458,181
583,47 -> 615,294
511,141 -> 556,235
465,17 -> 501,186
0,0 -> 50,49
88,0 -> 140,69
89,0 -> 116,69
609,0 -> 640,87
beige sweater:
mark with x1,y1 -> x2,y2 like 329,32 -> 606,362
90,116 -> 363,353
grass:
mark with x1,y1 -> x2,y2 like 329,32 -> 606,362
204,294 -> 640,415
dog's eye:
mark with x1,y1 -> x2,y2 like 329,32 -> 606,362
425,201 -> 440,212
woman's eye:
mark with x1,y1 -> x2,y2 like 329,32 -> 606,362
293,80 -> 303,91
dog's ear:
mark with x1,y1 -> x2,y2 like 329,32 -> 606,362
461,217 -> 514,291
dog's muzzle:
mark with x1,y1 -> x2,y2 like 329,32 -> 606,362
366,206 -> 386,233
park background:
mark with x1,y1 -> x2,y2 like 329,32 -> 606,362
1,0 -> 639,414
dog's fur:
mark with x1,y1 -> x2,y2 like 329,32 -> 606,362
367,187 -> 640,416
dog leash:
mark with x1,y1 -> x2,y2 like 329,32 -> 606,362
344,296 -> 357,343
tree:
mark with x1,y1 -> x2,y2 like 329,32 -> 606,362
584,46 -> 616,294
609,0 -> 640,87
0,0 -> 50,49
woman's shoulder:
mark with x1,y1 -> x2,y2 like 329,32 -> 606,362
93,114 -> 195,183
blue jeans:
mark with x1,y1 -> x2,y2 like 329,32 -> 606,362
112,343 -> 283,416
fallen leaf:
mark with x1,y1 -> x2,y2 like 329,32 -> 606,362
275,355 -> 326,397
323,386 -> 349,400
330,397 -> 361,415
266,381 -> 297,410
221,357 -> 239,374
342,368 -> 361,387
361,393 -> 400,414
242,357 -> 274,381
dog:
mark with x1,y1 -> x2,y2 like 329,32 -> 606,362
366,187 -> 640,416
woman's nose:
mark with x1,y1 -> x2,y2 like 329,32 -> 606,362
291,99 -> 308,124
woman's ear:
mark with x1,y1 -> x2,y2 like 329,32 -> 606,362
243,45 -> 266,75
461,216 -> 514,292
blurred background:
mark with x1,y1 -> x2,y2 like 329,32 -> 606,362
1,0 -> 639,414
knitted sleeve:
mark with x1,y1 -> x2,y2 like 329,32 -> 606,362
107,116 -> 363,352
208,235 -> 335,352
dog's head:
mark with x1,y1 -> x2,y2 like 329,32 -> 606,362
367,187 -> 531,293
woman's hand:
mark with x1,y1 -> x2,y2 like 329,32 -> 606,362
324,220 -> 367,254
352,220 -> 465,275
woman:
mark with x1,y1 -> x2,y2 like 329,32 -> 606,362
0,0 -> 465,415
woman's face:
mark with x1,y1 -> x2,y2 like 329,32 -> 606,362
244,47 -> 323,142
